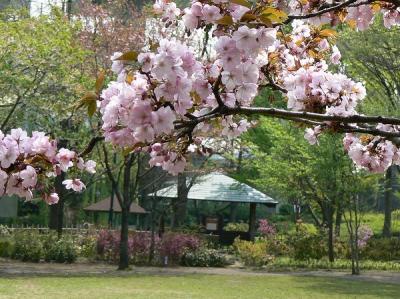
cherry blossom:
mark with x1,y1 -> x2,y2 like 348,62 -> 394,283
0,129 -> 94,204
94,0 -> 400,176
63,179 -> 86,192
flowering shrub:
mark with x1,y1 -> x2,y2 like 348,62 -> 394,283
288,225 -> 326,260
11,231 -> 43,262
257,219 -> 276,237
96,230 -> 161,264
159,233 -> 201,264
96,229 -> 121,262
43,234 -> 78,263
224,222 -> 249,232
361,238 -> 400,261
181,248 -> 228,267
357,225 -> 374,249
233,238 -> 274,267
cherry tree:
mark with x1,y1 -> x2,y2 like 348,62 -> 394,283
2,0 -> 400,211
96,0 -> 400,177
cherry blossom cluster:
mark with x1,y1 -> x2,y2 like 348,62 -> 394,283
357,224 -> 373,248
0,129 -> 95,204
343,124 -> 400,173
100,2 -> 280,174
96,0 -> 400,175
283,0 -> 400,30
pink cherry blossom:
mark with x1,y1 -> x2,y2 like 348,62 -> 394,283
44,193 -> 59,205
63,179 -> 86,192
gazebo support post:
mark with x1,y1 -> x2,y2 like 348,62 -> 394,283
249,203 -> 257,241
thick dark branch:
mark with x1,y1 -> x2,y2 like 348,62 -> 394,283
78,136 -> 105,157
231,107 -> 400,126
285,0 -> 370,22
102,144 -> 123,205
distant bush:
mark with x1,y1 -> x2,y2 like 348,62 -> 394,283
224,222 -> 249,232
11,231 -> 43,262
233,238 -> 274,267
361,237 -> 400,261
257,219 -> 276,237
43,234 -> 78,263
287,224 -> 326,260
181,248 -> 227,267
160,233 -> 201,264
0,238 -> 13,258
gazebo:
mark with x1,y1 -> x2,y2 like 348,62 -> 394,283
84,197 -> 147,227
150,172 -> 278,240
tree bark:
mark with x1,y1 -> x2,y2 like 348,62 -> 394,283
118,154 -> 135,270
324,205 -> 335,263
248,203 -> 257,241
118,204 -> 130,270
383,166 -> 398,237
335,205 -> 343,237
172,173 -> 189,228
49,139 -> 67,236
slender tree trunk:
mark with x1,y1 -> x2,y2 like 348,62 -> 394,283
335,205 -> 343,237
325,205 -> 335,263
49,140 -> 67,236
118,205 -> 130,270
383,166 -> 398,237
172,173 -> 188,228
118,154 -> 135,270
229,203 -> 238,222
327,217 -> 334,262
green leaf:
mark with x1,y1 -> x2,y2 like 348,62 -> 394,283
95,71 -> 105,94
216,15 -> 234,26
87,100 -> 97,117
231,0 -> 252,9
260,7 -> 288,23
115,51 -> 138,61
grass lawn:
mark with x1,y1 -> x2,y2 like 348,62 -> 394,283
0,274 -> 399,299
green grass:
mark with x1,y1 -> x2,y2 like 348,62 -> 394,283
271,257 -> 400,271
0,274 -> 399,298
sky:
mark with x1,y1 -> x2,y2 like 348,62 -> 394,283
30,0 -> 62,16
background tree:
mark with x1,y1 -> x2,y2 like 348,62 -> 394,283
340,19 -> 400,237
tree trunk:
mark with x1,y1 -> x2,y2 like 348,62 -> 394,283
118,205 -> 130,270
248,203 -> 257,241
323,205 -> 335,263
49,166 -> 66,236
335,206 -> 343,237
172,173 -> 189,228
118,153 -> 135,270
229,203 -> 238,222
383,166 -> 397,237
327,217 -> 334,263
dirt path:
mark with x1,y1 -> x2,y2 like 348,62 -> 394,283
1,259 -> 400,285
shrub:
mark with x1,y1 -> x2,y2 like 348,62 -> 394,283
263,237 -> 289,257
0,238 -> 13,258
12,231 -> 43,262
233,238 -> 274,267
159,233 -> 201,264
181,248 -> 227,267
287,225 -> 326,260
257,219 -> 276,237
96,229 -> 120,262
129,231 -> 160,265
361,237 -> 400,261
224,222 -> 249,232
77,234 -> 97,260
43,234 -> 78,263
96,230 -> 160,264
357,225 -> 373,248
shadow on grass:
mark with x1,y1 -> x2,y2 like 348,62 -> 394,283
290,276 -> 400,298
